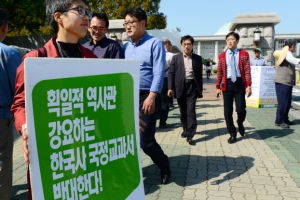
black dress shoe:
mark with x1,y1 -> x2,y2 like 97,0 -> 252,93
237,120 -> 245,136
186,136 -> 193,145
160,169 -> 171,185
228,136 -> 236,144
181,131 -> 187,138
285,120 -> 294,125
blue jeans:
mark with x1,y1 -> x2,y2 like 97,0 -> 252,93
275,83 -> 292,124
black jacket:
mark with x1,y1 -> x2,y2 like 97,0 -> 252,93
168,53 -> 203,98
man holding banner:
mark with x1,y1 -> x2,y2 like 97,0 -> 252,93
122,7 -> 171,185
11,0 -> 96,199
250,47 -> 269,66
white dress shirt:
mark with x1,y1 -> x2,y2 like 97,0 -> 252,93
286,50 -> 300,65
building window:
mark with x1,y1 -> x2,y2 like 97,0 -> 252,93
201,41 -> 215,60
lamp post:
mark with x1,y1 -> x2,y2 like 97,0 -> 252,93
253,25 -> 261,47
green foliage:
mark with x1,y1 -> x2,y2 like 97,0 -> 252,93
1,0 -> 49,36
296,55 -> 300,58
202,58 -> 216,65
212,69 -> 218,74
87,0 -> 166,30
1,0 -> 166,36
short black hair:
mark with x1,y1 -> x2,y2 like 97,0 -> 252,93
45,0 -> 87,33
92,12 -> 109,28
284,39 -> 297,48
226,32 -> 240,40
181,35 -> 194,45
163,39 -> 171,45
0,8 -> 8,27
123,7 -> 147,26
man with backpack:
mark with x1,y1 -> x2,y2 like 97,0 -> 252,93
10,1 -> 96,199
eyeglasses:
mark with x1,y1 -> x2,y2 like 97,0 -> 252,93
226,38 -> 236,42
63,7 -> 92,19
123,20 -> 140,28
182,43 -> 192,46
89,26 -> 107,32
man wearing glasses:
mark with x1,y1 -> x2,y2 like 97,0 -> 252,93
0,8 -> 22,200
11,1 -> 96,199
83,12 -> 123,58
168,35 -> 203,145
122,7 -> 171,185
216,32 -> 252,144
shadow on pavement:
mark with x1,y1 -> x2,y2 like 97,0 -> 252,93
143,155 -> 254,195
10,184 -> 28,200
247,128 -> 294,139
156,122 -> 182,132
192,127 -> 228,145
196,103 -> 221,108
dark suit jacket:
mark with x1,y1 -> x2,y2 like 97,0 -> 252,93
168,53 -> 203,98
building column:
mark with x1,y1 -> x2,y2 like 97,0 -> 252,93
197,41 -> 201,55
214,41 -> 218,62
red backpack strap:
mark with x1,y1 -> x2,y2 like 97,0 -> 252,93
37,46 -> 47,57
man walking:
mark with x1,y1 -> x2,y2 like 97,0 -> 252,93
168,35 -> 203,145
0,8 -> 22,200
83,12 -> 123,58
250,47 -> 269,66
159,39 -> 173,129
122,7 -> 171,184
216,32 -> 252,144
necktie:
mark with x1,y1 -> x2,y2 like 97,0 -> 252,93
230,51 -> 236,82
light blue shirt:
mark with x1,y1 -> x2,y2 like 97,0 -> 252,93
226,48 -> 241,78
122,32 -> 165,93
250,57 -> 269,66
0,41 -> 22,119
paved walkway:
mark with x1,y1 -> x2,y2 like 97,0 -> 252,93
11,74 -> 300,199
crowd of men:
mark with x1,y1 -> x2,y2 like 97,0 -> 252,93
1,0 -> 300,199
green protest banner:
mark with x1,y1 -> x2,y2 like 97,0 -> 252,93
24,58 -> 144,199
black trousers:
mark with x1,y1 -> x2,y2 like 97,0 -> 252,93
139,92 -> 169,172
159,78 -> 170,126
177,80 -> 198,137
275,83 -> 292,124
223,78 -> 246,136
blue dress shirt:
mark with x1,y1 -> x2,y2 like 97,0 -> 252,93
0,41 -> 22,119
122,32 -> 165,93
250,57 -> 269,66
226,48 -> 241,78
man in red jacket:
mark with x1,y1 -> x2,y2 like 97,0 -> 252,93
216,32 -> 252,144
10,0 -> 96,199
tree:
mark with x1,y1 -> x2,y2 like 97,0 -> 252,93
0,0 -> 166,36
87,0 -> 167,30
0,0 -> 49,36
202,58 -> 216,65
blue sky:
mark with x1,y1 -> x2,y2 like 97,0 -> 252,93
159,0 -> 300,36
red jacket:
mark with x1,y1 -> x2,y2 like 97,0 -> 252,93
216,49 -> 251,91
11,36 -> 96,134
